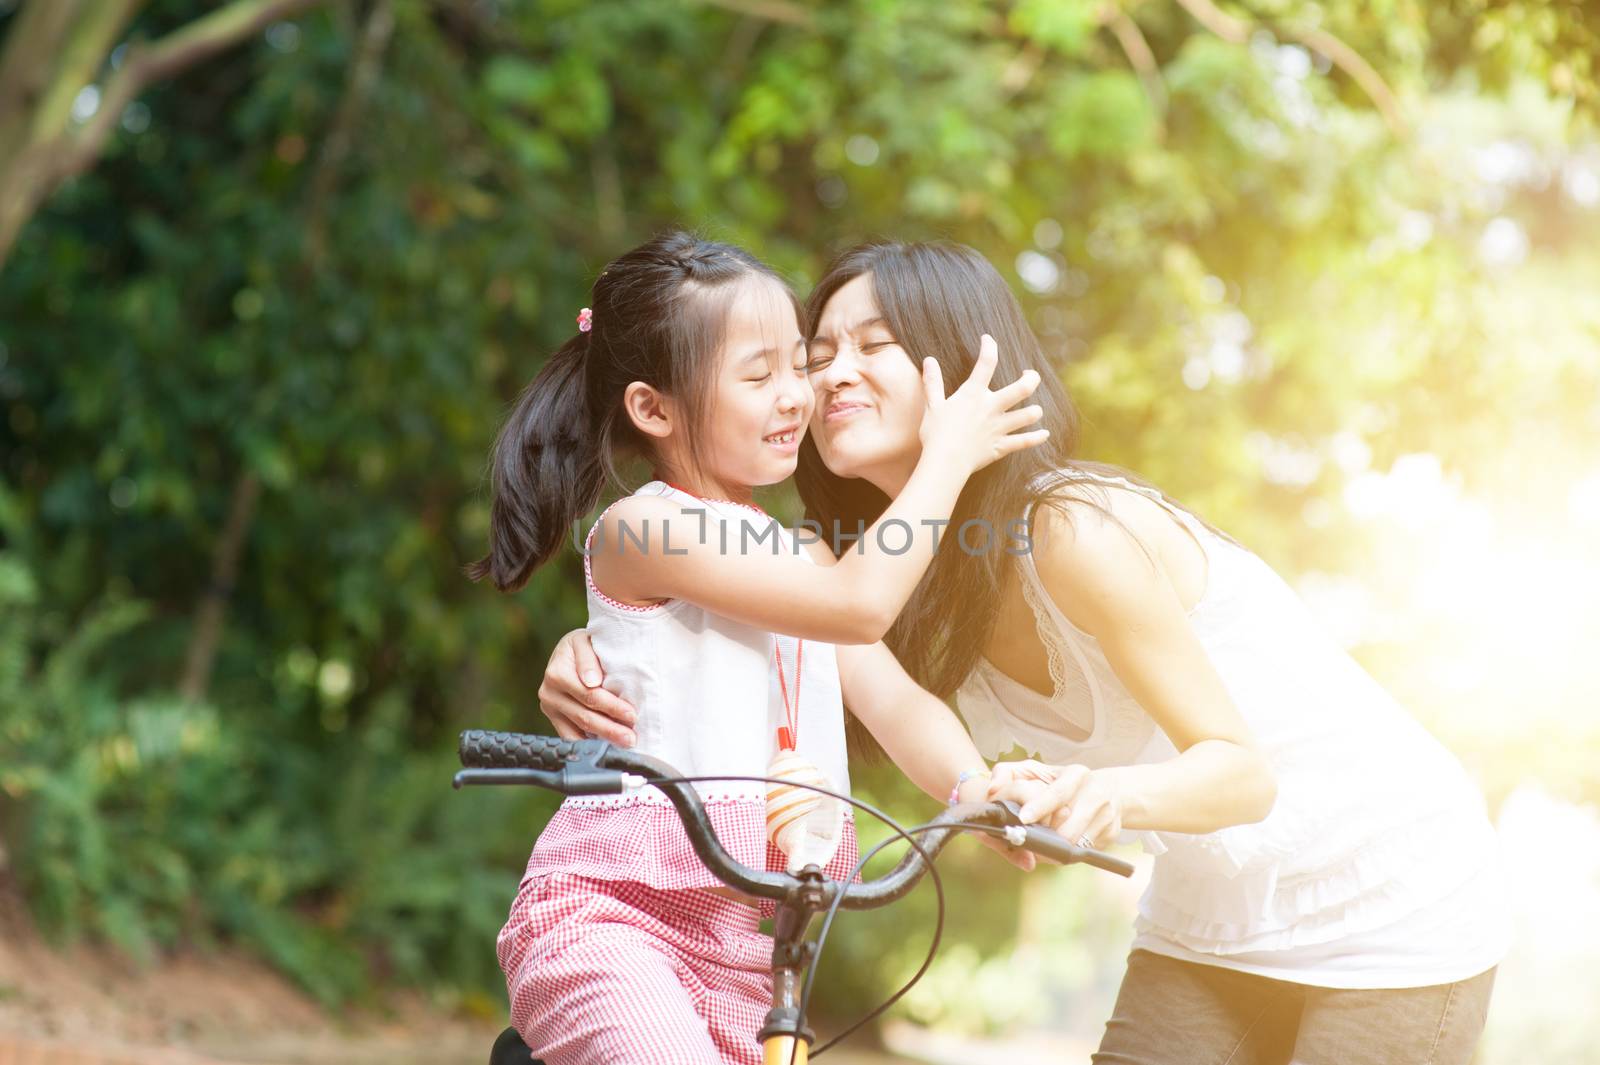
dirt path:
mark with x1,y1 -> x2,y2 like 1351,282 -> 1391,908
0,876 -> 492,1064
0,879 -> 907,1065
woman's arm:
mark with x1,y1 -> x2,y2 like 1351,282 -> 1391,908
836,637 -> 1034,870
536,628 -> 638,745
989,503 -> 1277,847
593,338 -> 1045,645
835,640 -> 989,805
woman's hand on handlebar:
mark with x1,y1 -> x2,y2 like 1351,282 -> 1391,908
539,629 -> 639,746
988,759 -> 1125,852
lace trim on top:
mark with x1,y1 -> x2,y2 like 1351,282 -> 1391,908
583,490 -> 677,615
968,468 -> 1201,758
1013,549 -> 1098,742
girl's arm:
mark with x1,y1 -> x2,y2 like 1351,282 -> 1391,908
988,503 -> 1277,847
595,337 -> 1045,645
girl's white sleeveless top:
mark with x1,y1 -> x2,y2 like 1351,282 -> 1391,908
955,469 -> 1509,988
523,481 -> 857,892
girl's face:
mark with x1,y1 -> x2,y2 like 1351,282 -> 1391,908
683,275 -> 813,498
805,274 -> 926,493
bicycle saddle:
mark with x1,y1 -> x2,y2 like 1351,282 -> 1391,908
489,1026 -> 542,1065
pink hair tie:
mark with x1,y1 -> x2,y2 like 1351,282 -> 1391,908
576,307 -> 593,333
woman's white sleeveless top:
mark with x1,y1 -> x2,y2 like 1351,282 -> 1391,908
955,469 -> 1508,988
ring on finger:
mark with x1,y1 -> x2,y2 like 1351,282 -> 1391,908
1076,834 -> 1093,849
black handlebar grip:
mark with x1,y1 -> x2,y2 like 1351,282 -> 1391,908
458,729 -> 580,770
1023,826 -> 1137,878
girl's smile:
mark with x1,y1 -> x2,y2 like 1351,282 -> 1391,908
763,423 -> 803,454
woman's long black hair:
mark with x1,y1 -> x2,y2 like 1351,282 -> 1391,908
796,241 -> 1229,715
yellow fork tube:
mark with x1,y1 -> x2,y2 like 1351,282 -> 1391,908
763,1034 -> 810,1065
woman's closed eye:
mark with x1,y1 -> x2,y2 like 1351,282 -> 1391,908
804,351 -> 834,374
805,338 -> 893,373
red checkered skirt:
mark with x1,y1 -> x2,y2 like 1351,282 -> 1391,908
496,797 -> 860,1064
498,873 -> 773,1065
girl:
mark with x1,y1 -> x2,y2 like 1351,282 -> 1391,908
539,240 -> 1507,1065
470,232 -> 1046,1065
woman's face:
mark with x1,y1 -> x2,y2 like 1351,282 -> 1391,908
805,274 -> 926,492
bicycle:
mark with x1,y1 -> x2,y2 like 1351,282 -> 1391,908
454,729 -> 1136,1065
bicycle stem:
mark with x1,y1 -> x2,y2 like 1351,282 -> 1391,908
758,874 -> 827,1063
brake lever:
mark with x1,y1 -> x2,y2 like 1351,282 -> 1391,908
451,765 -> 647,794
990,799 -> 1136,877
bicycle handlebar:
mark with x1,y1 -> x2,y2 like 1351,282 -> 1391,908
454,729 -> 1135,905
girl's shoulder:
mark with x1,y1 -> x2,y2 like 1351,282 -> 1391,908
593,487 -> 682,533
592,483 -> 775,548
585,485 -> 693,610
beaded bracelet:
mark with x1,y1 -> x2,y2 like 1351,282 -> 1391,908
947,767 -> 992,806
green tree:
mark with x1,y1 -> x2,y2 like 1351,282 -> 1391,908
2,0 -> 1596,1037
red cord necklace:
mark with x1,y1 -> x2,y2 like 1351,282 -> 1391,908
773,636 -> 803,751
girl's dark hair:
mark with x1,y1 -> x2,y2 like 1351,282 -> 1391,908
468,231 -> 797,591
796,241 -> 1231,721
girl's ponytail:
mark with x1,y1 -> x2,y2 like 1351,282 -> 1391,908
466,333 -> 602,591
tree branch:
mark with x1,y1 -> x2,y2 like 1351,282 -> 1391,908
1101,2 -> 1167,125
303,0 -> 395,269
28,1 -> 144,145
1291,23 -> 1406,136
178,472 -> 261,704
1000,4 -> 1166,129
62,0 -> 329,182
693,0 -> 812,28
0,0 -> 91,159
0,0 -> 331,271
1170,0 -> 1405,136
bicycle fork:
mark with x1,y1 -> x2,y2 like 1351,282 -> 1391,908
757,868 -> 827,1065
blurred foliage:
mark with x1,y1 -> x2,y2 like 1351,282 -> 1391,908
1,0 -> 1598,1040
0,484 -> 558,1005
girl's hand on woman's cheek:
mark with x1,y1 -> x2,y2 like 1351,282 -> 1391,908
917,334 -> 1049,476
538,629 -> 639,745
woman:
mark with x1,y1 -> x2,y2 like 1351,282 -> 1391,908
537,241 -> 1507,1064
